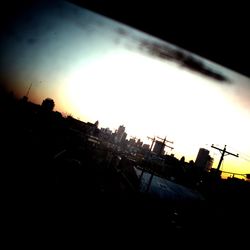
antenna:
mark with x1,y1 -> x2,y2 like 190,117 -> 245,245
25,83 -> 32,98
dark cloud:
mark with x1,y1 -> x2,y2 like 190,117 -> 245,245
138,39 -> 230,83
113,25 -> 230,82
115,27 -> 128,37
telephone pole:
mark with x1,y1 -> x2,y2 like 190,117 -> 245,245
143,136 -> 174,192
138,136 -> 155,184
211,144 -> 239,172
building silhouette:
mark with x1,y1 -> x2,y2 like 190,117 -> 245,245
115,125 -> 126,143
153,140 -> 165,156
195,148 -> 214,171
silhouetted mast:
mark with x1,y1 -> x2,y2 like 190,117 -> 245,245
138,136 -> 155,183
211,144 -> 239,172
25,83 -> 32,98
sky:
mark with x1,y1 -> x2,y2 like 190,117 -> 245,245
1,0 -> 250,176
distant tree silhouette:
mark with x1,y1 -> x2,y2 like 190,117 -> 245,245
180,156 -> 185,163
41,98 -> 55,112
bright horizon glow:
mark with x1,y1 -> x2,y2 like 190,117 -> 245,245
1,0 -> 250,176
61,48 -> 250,175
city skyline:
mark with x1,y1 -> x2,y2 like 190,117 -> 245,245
1,0 -> 250,175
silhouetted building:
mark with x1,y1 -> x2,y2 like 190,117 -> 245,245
86,121 -> 99,136
128,138 -> 136,147
153,140 -> 164,156
115,125 -> 126,143
99,127 -> 112,141
195,148 -> 213,171
121,132 -> 127,142
100,127 -> 112,135
136,139 -> 143,147
142,144 -> 150,150
206,156 -> 214,171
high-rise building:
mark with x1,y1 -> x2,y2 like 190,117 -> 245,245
153,140 -> 165,156
142,144 -> 150,150
99,127 -> 112,141
136,139 -> 143,147
206,155 -> 214,171
121,132 -> 127,142
195,148 -> 213,171
115,125 -> 126,143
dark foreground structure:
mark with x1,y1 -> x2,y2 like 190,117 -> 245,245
1,89 -> 249,245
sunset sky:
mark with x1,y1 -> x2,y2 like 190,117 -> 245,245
1,0 -> 250,176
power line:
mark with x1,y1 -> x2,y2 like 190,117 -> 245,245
226,146 -> 250,159
212,145 -> 250,162
240,156 -> 250,162
211,144 -> 239,172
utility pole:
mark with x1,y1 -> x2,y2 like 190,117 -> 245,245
138,136 -> 155,183
144,136 -> 174,192
211,144 -> 239,172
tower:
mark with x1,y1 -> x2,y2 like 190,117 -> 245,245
195,148 -> 213,171
115,125 -> 126,143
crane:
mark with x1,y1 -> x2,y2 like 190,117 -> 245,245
156,136 -> 174,155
